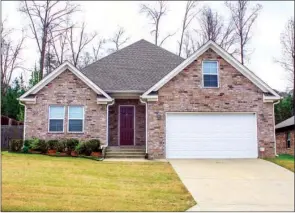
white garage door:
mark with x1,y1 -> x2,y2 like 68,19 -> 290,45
166,113 -> 258,159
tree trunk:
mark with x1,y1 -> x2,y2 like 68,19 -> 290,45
178,30 -> 184,56
240,41 -> 244,65
39,30 -> 48,80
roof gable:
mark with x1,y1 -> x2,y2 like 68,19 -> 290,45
81,39 -> 184,92
142,40 -> 280,101
19,61 -> 112,102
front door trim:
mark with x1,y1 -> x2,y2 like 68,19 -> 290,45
118,105 -> 135,146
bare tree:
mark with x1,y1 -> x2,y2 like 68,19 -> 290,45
19,0 -> 79,80
178,1 -> 198,57
67,22 -> 97,68
275,17 -> 294,113
140,1 -> 175,46
1,20 -> 26,95
109,27 -> 130,52
92,39 -> 106,61
81,38 -> 106,67
225,0 -> 262,64
182,32 -> 193,58
195,6 -> 237,54
48,24 -> 69,66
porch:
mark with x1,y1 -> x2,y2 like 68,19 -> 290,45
106,98 -> 146,152
106,98 -> 147,158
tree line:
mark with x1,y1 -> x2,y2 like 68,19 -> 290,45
1,0 -> 294,121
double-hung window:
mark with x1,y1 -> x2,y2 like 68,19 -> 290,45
49,106 -> 65,132
203,61 -> 219,88
68,106 -> 84,132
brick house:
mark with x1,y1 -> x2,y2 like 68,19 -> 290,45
275,116 -> 295,156
19,40 -> 280,159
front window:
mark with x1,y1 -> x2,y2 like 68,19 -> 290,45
286,132 -> 291,148
203,61 -> 218,88
68,106 -> 84,132
49,106 -> 65,132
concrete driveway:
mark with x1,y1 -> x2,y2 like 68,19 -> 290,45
170,159 -> 294,211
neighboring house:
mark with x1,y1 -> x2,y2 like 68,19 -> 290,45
275,116 -> 295,156
19,39 -> 280,159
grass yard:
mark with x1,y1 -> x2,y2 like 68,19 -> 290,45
1,152 -> 196,212
265,154 -> 294,172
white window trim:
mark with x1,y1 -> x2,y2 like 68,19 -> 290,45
118,105 -> 136,146
67,105 -> 85,133
202,60 -> 220,88
48,105 -> 66,133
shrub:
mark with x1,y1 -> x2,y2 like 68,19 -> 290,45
9,139 -> 23,152
85,139 -> 101,154
75,142 -> 87,155
23,139 -> 33,149
21,139 -> 33,153
57,139 -> 66,152
66,138 -> 79,151
21,145 -> 30,153
47,140 -> 58,150
30,138 -> 47,153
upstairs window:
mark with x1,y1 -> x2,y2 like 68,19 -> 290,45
49,106 -> 65,132
68,106 -> 84,132
203,61 -> 219,88
286,132 -> 291,148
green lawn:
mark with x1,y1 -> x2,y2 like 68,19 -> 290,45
265,154 -> 294,172
1,152 -> 195,211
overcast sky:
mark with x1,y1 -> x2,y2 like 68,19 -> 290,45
2,1 -> 294,92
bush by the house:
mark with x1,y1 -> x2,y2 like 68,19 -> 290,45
47,140 -> 58,150
86,139 -> 101,152
30,138 -> 47,153
21,139 -> 33,153
9,139 -> 23,152
57,139 -> 66,152
17,137 -> 103,159
66,138 -> 79,152
75,142 -> 87,155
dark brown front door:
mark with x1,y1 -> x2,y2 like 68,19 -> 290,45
119,106 -> 134,145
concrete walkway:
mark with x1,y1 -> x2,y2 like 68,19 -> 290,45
170,159 -> 294,211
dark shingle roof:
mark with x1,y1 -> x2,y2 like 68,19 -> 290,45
81,39 -> 184,92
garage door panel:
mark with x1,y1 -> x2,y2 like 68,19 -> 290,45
166,113 -> 257,159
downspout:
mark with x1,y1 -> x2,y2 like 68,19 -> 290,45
19,101 -> 26,141
273,99 -> 281,157
140,97 -> 148,154
106,100 -> 115,147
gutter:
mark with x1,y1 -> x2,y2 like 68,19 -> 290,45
273,99 -> 281,157
139,97 -> 148,154
18,100 -> 26,141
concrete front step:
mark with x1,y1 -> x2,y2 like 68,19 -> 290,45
107,151 -> 145,155
106,154 -> 145,158
107,147 -> 145,151
105,146 -> 146,159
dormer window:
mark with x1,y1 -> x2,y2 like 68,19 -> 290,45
202,61 -> 219,88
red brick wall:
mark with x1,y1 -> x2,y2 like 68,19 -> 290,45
147,48 -> 275,159
25,70 -> 107,144
276,130 -> 295,156
109,99 -> 146,146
